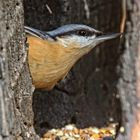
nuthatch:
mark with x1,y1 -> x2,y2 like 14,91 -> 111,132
25,24 -> 122,90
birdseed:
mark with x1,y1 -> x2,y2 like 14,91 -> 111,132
41,123 -> 117,140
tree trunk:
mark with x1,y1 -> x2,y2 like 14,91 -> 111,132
0,1 -> 37,140
116,0 -> 140,140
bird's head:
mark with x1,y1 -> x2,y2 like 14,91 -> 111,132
47,24 -> 122,50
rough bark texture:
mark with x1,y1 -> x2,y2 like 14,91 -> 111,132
24,0 -> 122,136
116,0 -> 140,140
0,0 -> 37,140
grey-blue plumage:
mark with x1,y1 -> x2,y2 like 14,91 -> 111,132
47,24 -> 99,37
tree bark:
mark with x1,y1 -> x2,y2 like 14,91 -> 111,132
0,0 -> 37,140
116,0 -> 140,140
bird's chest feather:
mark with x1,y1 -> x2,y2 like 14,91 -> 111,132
27,36 -> 81,90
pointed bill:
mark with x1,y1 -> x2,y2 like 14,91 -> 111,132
95,33 -> 123,41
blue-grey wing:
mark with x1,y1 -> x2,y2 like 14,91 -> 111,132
24,26 -> 51,40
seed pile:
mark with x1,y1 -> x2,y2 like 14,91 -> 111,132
41,123 -> 117,140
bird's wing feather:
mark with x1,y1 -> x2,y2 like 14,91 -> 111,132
24,26 -> 51,40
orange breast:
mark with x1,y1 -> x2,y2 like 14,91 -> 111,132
27,35 -> 81,90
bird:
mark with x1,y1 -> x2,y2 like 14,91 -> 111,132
25,24 -> 122,90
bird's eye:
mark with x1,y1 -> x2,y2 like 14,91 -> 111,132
77,30 -> 87,36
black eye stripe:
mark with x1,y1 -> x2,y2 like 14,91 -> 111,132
54,29 -> 97,37
76,30 -> 97,36
96,31 -> 103,37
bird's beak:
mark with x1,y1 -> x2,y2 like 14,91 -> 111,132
95,32 -> 123,41
88,32 -> 123,48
